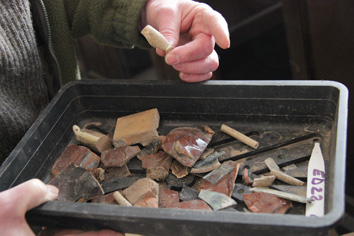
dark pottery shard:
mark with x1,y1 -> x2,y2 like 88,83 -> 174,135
166,173 -> 196,191
179,185 -> 198,201
101,176 -> 144,194
203,161 -> 236,185
101,146 -> 141,168
91,192 -> 117,205
232,183 -> 252,204
105,165 -> 131,180
161,127 -> 214,167
243,192 -> 292,214
126,157 -> 145,174
198,190 -> 237,211
137,139 -> 160,161
51,144 -> 100,176
49,164 -> 104,202
159,188 -> 180,208
169,200 -> 212,211
199,161 -> 239,197
171,160 -> 189,178
193,151 -> 225,168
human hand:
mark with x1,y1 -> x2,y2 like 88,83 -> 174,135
0,179 -> 122,236
143,0 -> 230,82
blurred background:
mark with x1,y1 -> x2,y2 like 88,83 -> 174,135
74,1 -> 354,233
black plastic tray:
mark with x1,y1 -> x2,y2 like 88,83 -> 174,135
0,80 -> 348,236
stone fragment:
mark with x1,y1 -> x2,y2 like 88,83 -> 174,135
73,125 -> 111,153
159,188 -> 180,208
161,126 -> 214,167
166,173 -> 196,191
137,139 -> 160,161
198,190 -> 237,211
243,192 -> 292,214
179,185 -> 198,201
122,178 -> 159,205
101,146 -> 141,168
49,164 -> 104,202
51,144 -> 100,177
203,161 -> 237,185
113,108 -> 160,147
91,192 -> 117,205
170,200 -> 212,211
171,160 -> 189,178
190,159 -> 221,174
146,166 -> 169,181
105,165 -> 131,180
101,176 -> 143,194
199,161 -> 239,197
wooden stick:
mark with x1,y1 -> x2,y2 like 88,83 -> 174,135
141,25 -> 174,53
220,124 -> 259,149
113,191 -> 132,206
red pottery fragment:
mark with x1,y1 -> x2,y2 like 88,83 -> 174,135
243,192 -> 292,214
101,146 -> 141,168
92,192 -> 117,205
142,151 -> 172,171
161,127 -> 214,167
159,188 -> 180,208
170,200 -> 212,211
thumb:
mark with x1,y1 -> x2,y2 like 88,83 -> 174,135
9,179 -> 58,213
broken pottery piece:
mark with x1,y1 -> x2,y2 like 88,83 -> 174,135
161,126 -> 214,167
105,165 -> 131,180
101,176 -> 144,194
252,175 -> 276,187
198,190 -> 237,211
166,173 -> 196,191
242,167 -> 253,185
142,151 -> 172,171
126,158 -> 145,174
179,185 -> 198,201
170,199 -> 212,211
190,159 -> 221,174
159,188 -> 180,208
51,144 -> 100,177
193,151 -> 225,168
270,185 -> 307,197
91,192 -> 117,205
137,139 -> 160,161
146,166 -> 169,181
251,187 -> 312,203
113,108 -> 160,148
171,160 -> 189,178
265,158 -> 304,186
243,192 -> 292,214
49,164 -> 104,202
232,183 -> 252,204
199,161 -> 239,197
134,191 -> 159,208
203,161 -> 237,185
101,146 -> 141,168
199,148 -> 215,160
73,125 -> 111,153
122,178 -> 159,205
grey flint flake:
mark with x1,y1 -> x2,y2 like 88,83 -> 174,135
198,189 -> 237,211
203,161 -> 236,184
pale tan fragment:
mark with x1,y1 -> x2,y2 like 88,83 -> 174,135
171,160 -> 189,178
113,191 -> 132,206
73,125 -> 111,153
113,108 -> 160,147
252,175 -> 276,187
265,158 -> 304,186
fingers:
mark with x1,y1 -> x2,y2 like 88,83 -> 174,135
1,179 -> 58,213
179,71 -> 213,83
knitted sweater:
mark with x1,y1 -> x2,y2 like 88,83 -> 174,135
0,0 -> 149,164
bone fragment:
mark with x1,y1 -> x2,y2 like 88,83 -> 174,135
220,124 -> 259,149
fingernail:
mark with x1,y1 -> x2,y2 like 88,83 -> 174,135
173,63 -> 185,71
166,53 -> 178,65
180,72 -> 190,81
46,185 -> 59,201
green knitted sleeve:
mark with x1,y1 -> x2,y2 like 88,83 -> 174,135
66,0 -> 150,49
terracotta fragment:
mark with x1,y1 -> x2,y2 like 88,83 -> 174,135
170,200 -> 212,211
113,108 -> 160,147
49,164 -> 104,202
190,159 -> 221,174
105,165 -> 131,180
243,192 -> 292,214
252,175 -> 276,187
134,191 -> 158,208
51,144 -> 100,177
91,192 -> 117,204
159,188 -> 180,208
101,146 -> 141,168
122,178 -> 159,205
199,161 -> 239,197
232,183 -> 252,203
137,139 -> 160,161
142,151 -> 172,171
171,160 -> 189,178
161,126 -> 214,167
146,166 -> 169,181
199,148 -> 215,160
